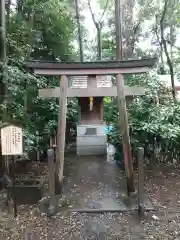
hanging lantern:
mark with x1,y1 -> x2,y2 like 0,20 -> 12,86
89,96 -> 93,111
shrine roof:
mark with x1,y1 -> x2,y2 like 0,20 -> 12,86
26,58 -> 157,70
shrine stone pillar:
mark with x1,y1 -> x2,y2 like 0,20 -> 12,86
76,124 -> 107,155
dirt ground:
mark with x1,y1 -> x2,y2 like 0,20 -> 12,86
0,156 -> 180,240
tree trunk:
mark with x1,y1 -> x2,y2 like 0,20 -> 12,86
97,25 -> 102,60
88,0 -> 108,60
5,0 -> 11,27
122,0 -> 135,59
74,0 -> 84,62
0,0 -> 6,104
0,0 -> 7,178
115,0 -> 135,193
17,0 -> 23,13
0,0 -> 6,64
160,0 -> 176,100
115,0 -> 123,60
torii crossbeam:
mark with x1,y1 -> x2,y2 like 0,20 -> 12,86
26,58 -> 157,194
38,86 -> 145,98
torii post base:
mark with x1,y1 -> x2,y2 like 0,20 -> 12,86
55,173 -> 62,195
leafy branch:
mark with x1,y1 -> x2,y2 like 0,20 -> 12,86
166,39 -> 180,51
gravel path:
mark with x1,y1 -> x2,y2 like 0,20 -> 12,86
0,158 -> 180,239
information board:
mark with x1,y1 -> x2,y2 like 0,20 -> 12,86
1,125 -> 23,155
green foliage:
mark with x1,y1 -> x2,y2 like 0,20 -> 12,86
2,0 -> 180,164
104,73 -> 180,163
104,97 -> 118,124
0,0 -> 77,159
0,65 -> 57,153
7,0 -> 74,61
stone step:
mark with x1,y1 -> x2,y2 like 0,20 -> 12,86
76,135 -> 107,156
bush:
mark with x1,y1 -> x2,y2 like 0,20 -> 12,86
104,73 -> 180,165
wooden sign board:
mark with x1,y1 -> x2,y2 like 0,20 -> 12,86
1,125 -> 23,155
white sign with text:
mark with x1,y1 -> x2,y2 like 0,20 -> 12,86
1,125 -> 23,155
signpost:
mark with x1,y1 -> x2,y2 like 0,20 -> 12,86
0,123 -> 23,217
47,148 -> 56,216
1,125 -> 23,156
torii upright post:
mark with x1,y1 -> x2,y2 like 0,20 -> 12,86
26,59 -> 157,192
56,75 -> 68,188
115,0 -> 135,193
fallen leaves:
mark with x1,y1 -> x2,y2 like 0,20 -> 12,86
1,158 -> 180,239
152,214 -> 160,221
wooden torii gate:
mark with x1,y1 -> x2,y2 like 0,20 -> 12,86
27,58 -> 156,193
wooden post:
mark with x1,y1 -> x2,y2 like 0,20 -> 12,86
116,74 -> 135,193
55,75 -> 68,193
100,98 -> 104,123
50,137 -> 53,148
54,135 -> 56,146
115,0 -> 135,193
12,156 -> 17,218
137,147 -> 144,214
78,98 -> 81,124
47,148 -> 56,215
36,150 -> 40,162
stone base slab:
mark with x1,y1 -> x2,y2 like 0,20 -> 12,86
76,135 -> 107,156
